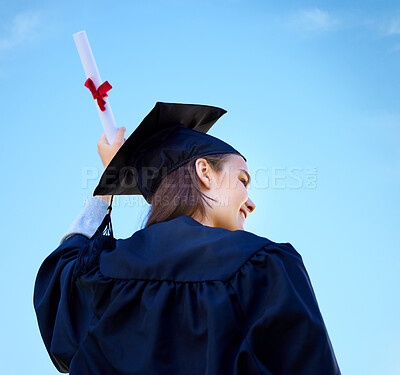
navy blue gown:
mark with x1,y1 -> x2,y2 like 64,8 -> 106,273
34,215 -> 341,374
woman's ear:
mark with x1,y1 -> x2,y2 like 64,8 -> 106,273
195,158 -> 212,189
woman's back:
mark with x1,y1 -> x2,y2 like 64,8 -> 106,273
34,214 -> 340,375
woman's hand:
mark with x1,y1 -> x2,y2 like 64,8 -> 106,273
95,127 -> 126,205
97,127 -> 127,169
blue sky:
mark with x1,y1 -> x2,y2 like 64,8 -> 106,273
1,1 -> 399,374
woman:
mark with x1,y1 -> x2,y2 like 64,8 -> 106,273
34,103 -> 341,374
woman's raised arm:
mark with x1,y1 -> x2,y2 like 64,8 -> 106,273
95,127 -> 126,204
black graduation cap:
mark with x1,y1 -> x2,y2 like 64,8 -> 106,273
93,102 -> 245,203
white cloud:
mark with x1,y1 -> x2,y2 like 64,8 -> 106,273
387,22 -> 400,35
388,43 -> 400,52
370,16 -> 400,52
0,11 -> 42,52
291,8 -> 339,34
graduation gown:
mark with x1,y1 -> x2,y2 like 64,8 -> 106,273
34,215 -> 341,375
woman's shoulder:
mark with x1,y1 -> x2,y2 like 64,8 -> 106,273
99,215 -> 299,283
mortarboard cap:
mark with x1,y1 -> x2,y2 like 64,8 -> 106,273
93,102 -> 246,203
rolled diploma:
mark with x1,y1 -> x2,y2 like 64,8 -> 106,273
73,30 -> 117,144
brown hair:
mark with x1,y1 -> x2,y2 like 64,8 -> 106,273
144,154 -> 232,228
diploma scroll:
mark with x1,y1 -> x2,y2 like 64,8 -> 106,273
73,30 -> 118,144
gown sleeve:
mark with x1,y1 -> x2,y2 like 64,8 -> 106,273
34,235 -> 91,372
228,242 -> 341,375
33,198 -> 110,373
60,197 -> 109,243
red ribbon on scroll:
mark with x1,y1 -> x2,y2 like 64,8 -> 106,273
84,78 -> 112,112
